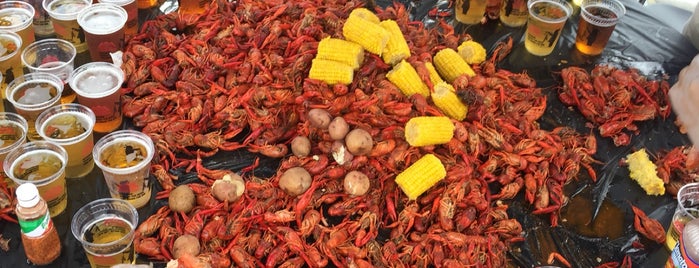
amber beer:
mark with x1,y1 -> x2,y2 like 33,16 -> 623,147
70,62 -> 124,132
178,0 -> 209,14
5,73 -> 63,141
43,0 -> 92,53
36,104 -> 96,178
98,0 -> 137,39
0,31 -> 23,105
500,0 -> 529,27
0,1 -> 36,50
0,113 -> 27,186
455,0 -> 488,24
574,0 -> 625,55
524,0 -> 572,56
77,4 -> 127,63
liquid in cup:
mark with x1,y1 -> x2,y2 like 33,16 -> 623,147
28,0 -> 55,39
43,0 -> 92,53
667,182 -> 699,250
0,1 -> 36,50
0,112 -> 27,186
4,141 -> 68,217
93,130 -> 154,209
36,103 -> 95,179
97,0 -> 137,39
178,0 -> 210,14
21,38 -> 78,104
500,0 -> 529,27
454,0 -> 488,24
77,3 -> 127,63
70,62 -> 124,132
574,0 -> 625,55
0,31 -> 24,105
71,198 -> 138,268
6,73 -> 63,141
524,0 -> 572,56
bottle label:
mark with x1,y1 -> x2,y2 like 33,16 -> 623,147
18,211 -> 52,238
670,232 -> 699,268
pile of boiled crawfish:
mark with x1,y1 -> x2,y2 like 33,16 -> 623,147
77,0 -> 678,267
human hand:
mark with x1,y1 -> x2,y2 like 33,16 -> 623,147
669,54 -> 699,145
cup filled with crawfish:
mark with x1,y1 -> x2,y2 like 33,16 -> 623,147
35,103 -> 95,179
93,130 -> 154,209
21,38 -> 78,104
0,112 -> 26,185
71,198 -> 138,268
3,140 -> 68,217
76,3 -> 127,63
524,0 -> 572,56
69,61 -> 124,133
42,0 -> 92,53
574,0 -> 625,55
5,72 -> 63,141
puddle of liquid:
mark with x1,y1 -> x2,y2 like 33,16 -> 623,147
560,188 -> 625,240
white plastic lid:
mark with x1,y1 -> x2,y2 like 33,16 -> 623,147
15,183 -> 40,208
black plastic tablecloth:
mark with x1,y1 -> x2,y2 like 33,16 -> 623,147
1,0 -> 697,267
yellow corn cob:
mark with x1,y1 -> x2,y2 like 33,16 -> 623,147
404,116 -> 455,146
316,37 -> 365,70
349,7 -> 380,24
379,19 -> 411,65
433,48 -> 475,83
343,15 -> 390,55
308,58 -> 354,85
457,40 -> 487,64
626,148 -> 665,196
386,60 -> 429,97
395,154 -> 446,200
432,82 -> 468,120
424,62 -> 445,87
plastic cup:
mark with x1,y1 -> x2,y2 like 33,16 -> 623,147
77,3 -> 127,63
28,0 -> 55,39
21,38 -> 78,104
5,72 -> 63,141
0,1 -> 36,50
69,62 -> 124,133
0,31 -> 23,107
524,0 -> 572,56
43,0 -> 92,53
4,140 -> 68,217
98,0 -> 137,39
93,130 -> 154,209
667,182 -> 699,250
0,112 -> 27,186
500,0 -> 529,27
71,198 -> 138,268
454,0 -> 488,24
574,0 -> 625,55
36,103 -> 95,179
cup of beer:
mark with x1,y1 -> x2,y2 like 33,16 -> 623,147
454,0 -> 488,24
43,0 -> 92,53
76,3 -> 127,63
21,38 -> 78,104
97,0 -> 137,40
0,112 -> 27,185
71,198 -> 138,268
524,0 -> 572,56
500,0 -> 529,27
93,130 -> 154,209
69,62 -> 124,133
35,103 -> 95,179
0,31 -> 23,105
5,73 -> 63,141
574,0 -> 625,55
4,140 -> 68,217
0,1 -> 36,50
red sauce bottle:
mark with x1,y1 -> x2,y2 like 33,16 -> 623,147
15,183 -> 61,265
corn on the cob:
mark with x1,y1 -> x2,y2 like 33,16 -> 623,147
349,7 -> 380,24
405,116 -> 455,146
433,48 -> 475,83
316,37 -> 365,70
457,40 -> 487,64
626,148 -> 665,196
395,154 -> 446,200
424,62 -> 444,87
308,58 -> 354,85
386,60 -> 429,97
343,15 -> 390,55
379,19 -> 411,65
432,82 -> 468,120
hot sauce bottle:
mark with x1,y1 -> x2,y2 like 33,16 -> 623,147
15,183 -> 61,265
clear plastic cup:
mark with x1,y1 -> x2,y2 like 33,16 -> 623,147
42,0 -> 92,53
21,38 -> 78,104
76,3 -> 127,63
0,31 -> 24,104
574,0 -> 626,55
454,0 -> 488,24
36,103 -> 95,178
98,0 -> 137,39
524,0 -> 572,56
667,182 -> 699,250
69,62 -> 124,133
5,72 -> 64,141
0,1 -> 36,50
0,112 -> 27,185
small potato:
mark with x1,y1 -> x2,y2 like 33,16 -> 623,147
328,116 -> 350,140
212,173 -> 245,202
279,167 -> 312,196
291,136 -> 312,157
344,171 -> 370,196
345,128 -> 373,156
331,140 -> 353,165
308,108 -> 332,129
169,185 -> 195,213
172,234 -> 200,259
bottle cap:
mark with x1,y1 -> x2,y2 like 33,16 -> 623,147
15,183 -> 40,208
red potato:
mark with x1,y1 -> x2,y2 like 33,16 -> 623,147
308,108 -> 332,129
344,171 -> 370,196
172,234 -> 201,259
211,173 -> 245,202
291,136 -> 312,157
279,167 -> 312,196
345,128 -> 373,156
328,116 -> 350,140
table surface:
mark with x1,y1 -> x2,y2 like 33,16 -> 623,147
0,0 -> 697,267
